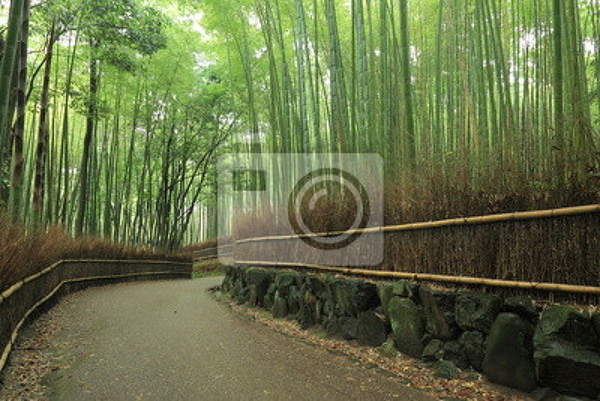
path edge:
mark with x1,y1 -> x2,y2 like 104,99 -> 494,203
0,259 -> 193,375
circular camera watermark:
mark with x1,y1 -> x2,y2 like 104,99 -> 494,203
218,153 -> 383,267
288,168 -> 371,250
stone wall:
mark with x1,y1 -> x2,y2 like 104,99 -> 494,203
222,265 -> 600,399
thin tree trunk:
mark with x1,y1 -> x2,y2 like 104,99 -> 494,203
33,21 -> 56,225
552,0 -> 565,185
399,0 -> 416,170
0,0 -> 24,196
9,0 -> 30,219
76,41 -> 99,236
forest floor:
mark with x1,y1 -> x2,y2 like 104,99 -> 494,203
0,277 -> 454,401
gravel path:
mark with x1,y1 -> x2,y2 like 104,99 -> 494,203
2,277 -> 436,401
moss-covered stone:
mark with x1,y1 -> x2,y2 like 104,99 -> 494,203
422,339 -> 444,362
325,317 -> 344,337
392,280 -> 419,299
263,283 -> 277,310
225,267 -> 244,296
341,317 -> 359,340
287,286 -> 303,316
443,340 -> 469,370
459,331 -> 485,371
304,275 -> 326,296
377,283 -> 394,317
377,337 -> 399,358
297,303 -> 317,329
593,313 -> 600,340
502,296 -> 538,322
246,268 -> 272,285
356,311 -> 388,347
221,267 -> 234,292
334,279 -> 380,317
537,306 -> 599,347
297,291 -> 318,329
530,387 -> 560,401
272,291 -> 288,318
319,276 -> 337,302
388,297 -> 424,358
320,299 -> 335,324
483,313 -> 537,392
419,286 -> 458,340
304,289 -> 317,306
378,281 -> 420,315
245,268 -> 274,307
433,360 -> 460,380
274,271 -> 301,296
534,306 -> 600,398
232,280 -> 250,304
248,285 -> 259,306
455,291 -> 502,334
556,396 -> 588,401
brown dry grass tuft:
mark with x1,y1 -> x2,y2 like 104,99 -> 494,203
182,237 -> 230,253
233,172 -> 600,239
0,212 -> 190,292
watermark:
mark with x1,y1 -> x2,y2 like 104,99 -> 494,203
217,153 -> 383,267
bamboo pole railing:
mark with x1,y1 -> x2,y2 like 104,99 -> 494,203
190,204 -> 600,295
235,203 -> 600,244
194,255 -> 233,263
194,244 -> 233,254
0,259 -> 192,374
0,259 -> 192,302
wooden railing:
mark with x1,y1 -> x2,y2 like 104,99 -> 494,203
193,204 -> 600,296
0,259 -> 192,374
236,204 -> 600,243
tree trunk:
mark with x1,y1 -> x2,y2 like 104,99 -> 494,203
76,41 -> 99,236
552,0 -> 565,185
9,0 -> 30,219
32,21 -> 56,225
58,31 -> 79,226
0,0 -> 24,200
399,0 -> 416,170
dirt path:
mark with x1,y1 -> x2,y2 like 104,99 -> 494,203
1,277 -> 436,401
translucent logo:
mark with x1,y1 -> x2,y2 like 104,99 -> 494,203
217,153 -> 383,267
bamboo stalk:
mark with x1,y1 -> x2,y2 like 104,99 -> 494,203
235,260 -> 600,295
236,203 -> 600,244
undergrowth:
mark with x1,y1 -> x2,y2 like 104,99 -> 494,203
233,172 -> 600,239
219,175 -> 600,291
0,213 -> 191,292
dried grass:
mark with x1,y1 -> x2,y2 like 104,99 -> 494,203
222,175 -> 600,294
233,174 -> 600,238
0,212 -> 190,292
182,237 -> 231,253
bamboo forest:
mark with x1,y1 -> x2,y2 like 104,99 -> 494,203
1,0 -> 600,400
1,0 -> 599,247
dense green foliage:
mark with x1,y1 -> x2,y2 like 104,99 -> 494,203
0,0 -> 243,249
198,0 -> 600,236
0,0 -> 599,246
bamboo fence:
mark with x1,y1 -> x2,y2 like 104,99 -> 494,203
0,259 -> 192,374
236,204 -> 600,243
195,204 -> 600,296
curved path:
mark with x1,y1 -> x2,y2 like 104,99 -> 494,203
29,278 -> 435,401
